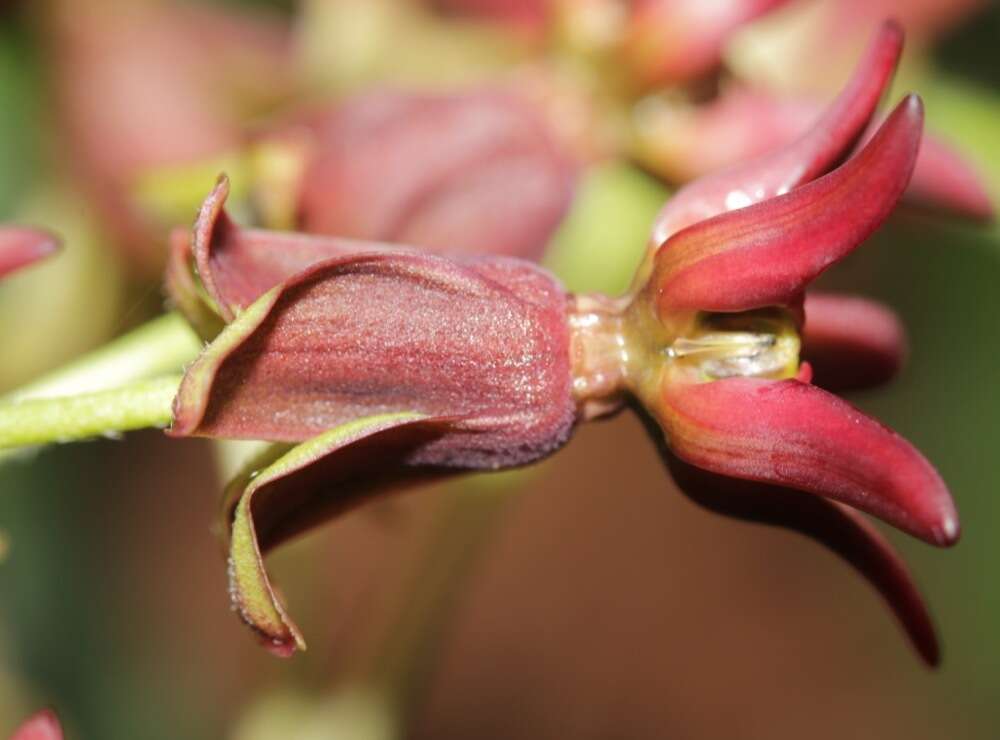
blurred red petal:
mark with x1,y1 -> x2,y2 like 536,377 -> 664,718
906,130 -> 995,222
10,710 -> 63,740
170,250 -> 574,469
634,86 -> 817,184
431,0 -> 549,30
0,227 -> 60,278
657,376 -> 958,546
662,451 -> 940,666
653,94 -> 922,313
802,292 -> 907,391
295,90 -> 576,259
627,0 -> 792,87
649,20 -> 903,247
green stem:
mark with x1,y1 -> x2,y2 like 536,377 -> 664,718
3,312 -> 201,402
0,375 -> 182,449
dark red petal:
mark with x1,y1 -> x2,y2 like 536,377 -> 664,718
626,0 -> 793,88
192,175 -> 400,320
10,710 -> 63,740
660,450 -> 940,666
802,292 -> 907,392
649,20 -> 903,247
223,413 -> 458,655
657,376 -> 958,546
906,130 -> 995,222
653,94 -> 923,313
170,250 -> 575,470
0,227 -> 60,278
295,90 -> 576,259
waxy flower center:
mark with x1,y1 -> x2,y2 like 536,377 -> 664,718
570,295 -> 800,419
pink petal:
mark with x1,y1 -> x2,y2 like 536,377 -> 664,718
627,0 -> 793,87
170,250 -> 575,470
653,94 -> 923,313
802,292 -> 907,391
657,376 -> 959,546
649,20 -> 903,247
663,453 -> 940,666
10,710 -> 63,740
295,90 -> 576,260
0,227 -> 60,278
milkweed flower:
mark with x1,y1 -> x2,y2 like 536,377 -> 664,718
160,22 -> 956,665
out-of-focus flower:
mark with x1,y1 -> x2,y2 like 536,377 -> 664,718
250,88 -> 579,258
41,0 -> 293,271
9,710 -> 62,740
417,2 -> 994,222
0,227 -> 59,279
634,82 -> 996,222
430,0 -> 794,88
154,26 -> 955,666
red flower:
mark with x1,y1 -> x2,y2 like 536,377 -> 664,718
166,22 -> 956,665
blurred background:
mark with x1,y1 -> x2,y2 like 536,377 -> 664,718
1,0 -> 999,737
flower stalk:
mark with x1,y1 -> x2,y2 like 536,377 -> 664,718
0,375 -> 181,450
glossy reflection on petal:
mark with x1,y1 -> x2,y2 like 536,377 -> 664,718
653,95 -> 922,313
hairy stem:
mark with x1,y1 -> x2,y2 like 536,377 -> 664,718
0,375 -> 181,449
3,313 -> 201,402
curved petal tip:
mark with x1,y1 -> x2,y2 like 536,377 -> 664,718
658,377 -> 959,547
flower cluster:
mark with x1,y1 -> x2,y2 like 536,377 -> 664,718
152,22 -> 958,665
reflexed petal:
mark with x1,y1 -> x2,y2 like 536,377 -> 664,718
649,20 -> 903,247
191,176 -> 401,320
0,227 -> 60,278
657,376 -> 959,546
10,710 -> 63,740
164,226 -> 224,339
223,413 -> 457,655
170,251 -> 574,469
802,292 -> 907,391
653,94 -> 923,313
661,451 -> 940,666
627,0 -> 793,88
295,90 -> 576,259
